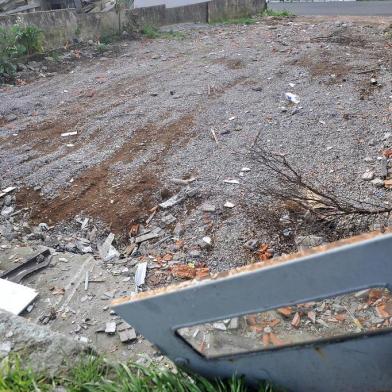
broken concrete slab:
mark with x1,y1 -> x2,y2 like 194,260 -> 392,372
119,328 -> 137,343
135,227 -> 162,243
0,310 -> 94,376
0,279 -> 37,315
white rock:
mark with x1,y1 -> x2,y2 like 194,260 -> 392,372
224,201 -> 235,208
362,171 -> 374,181
202,236 -> 212,245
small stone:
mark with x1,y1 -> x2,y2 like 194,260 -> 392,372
224,201 -> 235,208
383,132 -> 391,141
201,236 -> 212,246
212,322 -> 226,331
189,249 -> 201,258
1,206 -> 14,217
362,170 -> 374,181
0,341 -> 12,358
38,223 -> 49,231
295,235 -> 324,249
26,232 -> 44,241
161,214 -> 176,225
364,157 -> 373,163
173,222 -> 184,237
3,195 -> 12,206
371,178 -> 384,187
244,239 -> 259,251
201,203 -> 216,213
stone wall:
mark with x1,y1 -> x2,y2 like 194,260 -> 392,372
0,0 -> 265,50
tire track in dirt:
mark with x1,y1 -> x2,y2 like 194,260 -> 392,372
17,114 -> 195,235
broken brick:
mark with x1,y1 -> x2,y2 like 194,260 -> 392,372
195,267 -> 210,279
277,307 -> 293,318
262,334 -> 270,347
171,264 -> 196,279
291,312 -> 301,328
269,332 -> 285,346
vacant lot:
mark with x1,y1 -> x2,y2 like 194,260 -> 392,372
1,16 -> 392,359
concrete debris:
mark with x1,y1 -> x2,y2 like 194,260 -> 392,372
136,227 -> 162,243
201,236 -> 212,247
135,262 -> 147,287
285,92 -> 300,104
0,341 -> 12,358
224,201 -> 235,208
1,206 -> 14,217
99,233 -> 119,261
223,179 -> 240,185
201,203 -> 216,212
161,214 -> 176,225
371,178 -> 384,187
61,131 -> 78,137
362,170 -> 374,181
118,327 -> 137,343
213,322 -> 227,331
105,321 -> 116,334
295,235 -> 324,250
0,186 -> 16,198
159,187 -> 196,209
170,177 -> 196,185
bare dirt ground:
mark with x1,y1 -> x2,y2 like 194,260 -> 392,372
1,15 -> 392,361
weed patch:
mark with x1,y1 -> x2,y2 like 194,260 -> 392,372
261,8 -> 294,17
0,355 -> 279,392
141,25 -> 186,39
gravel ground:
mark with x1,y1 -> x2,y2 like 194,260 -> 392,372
1,15 -> 392,359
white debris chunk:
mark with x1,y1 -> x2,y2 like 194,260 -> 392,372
202,236 -> 212,246
223,179 -> 240,185
99,233 -> 119,261
285,92 -> 300,104
0,186 -> 16,198
224,201 -> 235,208
105,321 -> 117,334
135,262 -> 147,287
159,192 -> 187,209
61,131 -> 78,137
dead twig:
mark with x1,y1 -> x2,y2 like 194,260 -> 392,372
251,139 -> 392,218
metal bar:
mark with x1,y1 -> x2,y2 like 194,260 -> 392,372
113,231 -> 392,391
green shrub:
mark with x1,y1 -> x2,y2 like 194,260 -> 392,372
13,25 -> 43,55
0,23 -> 43,81
140,25 -> 160,39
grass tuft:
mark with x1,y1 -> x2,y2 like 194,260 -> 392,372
261,8 -> 294,17
140,25 -> 185,39
212,16 -> 257,25
0,355 -> 280,392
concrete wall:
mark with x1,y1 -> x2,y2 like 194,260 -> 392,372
208,0 -> 264,21
128,2 -> 208,27
0,9 -> 123,49
0,0 -> 265,50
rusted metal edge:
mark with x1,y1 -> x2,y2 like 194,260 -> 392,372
112,229 -> 390,306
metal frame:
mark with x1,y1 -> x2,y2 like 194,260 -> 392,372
113,231 -> 392,391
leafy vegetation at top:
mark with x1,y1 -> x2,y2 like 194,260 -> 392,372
0,23 -> 43,81
0,355 -> 280,392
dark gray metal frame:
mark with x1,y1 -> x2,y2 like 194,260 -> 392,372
113,232 -> 392,391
